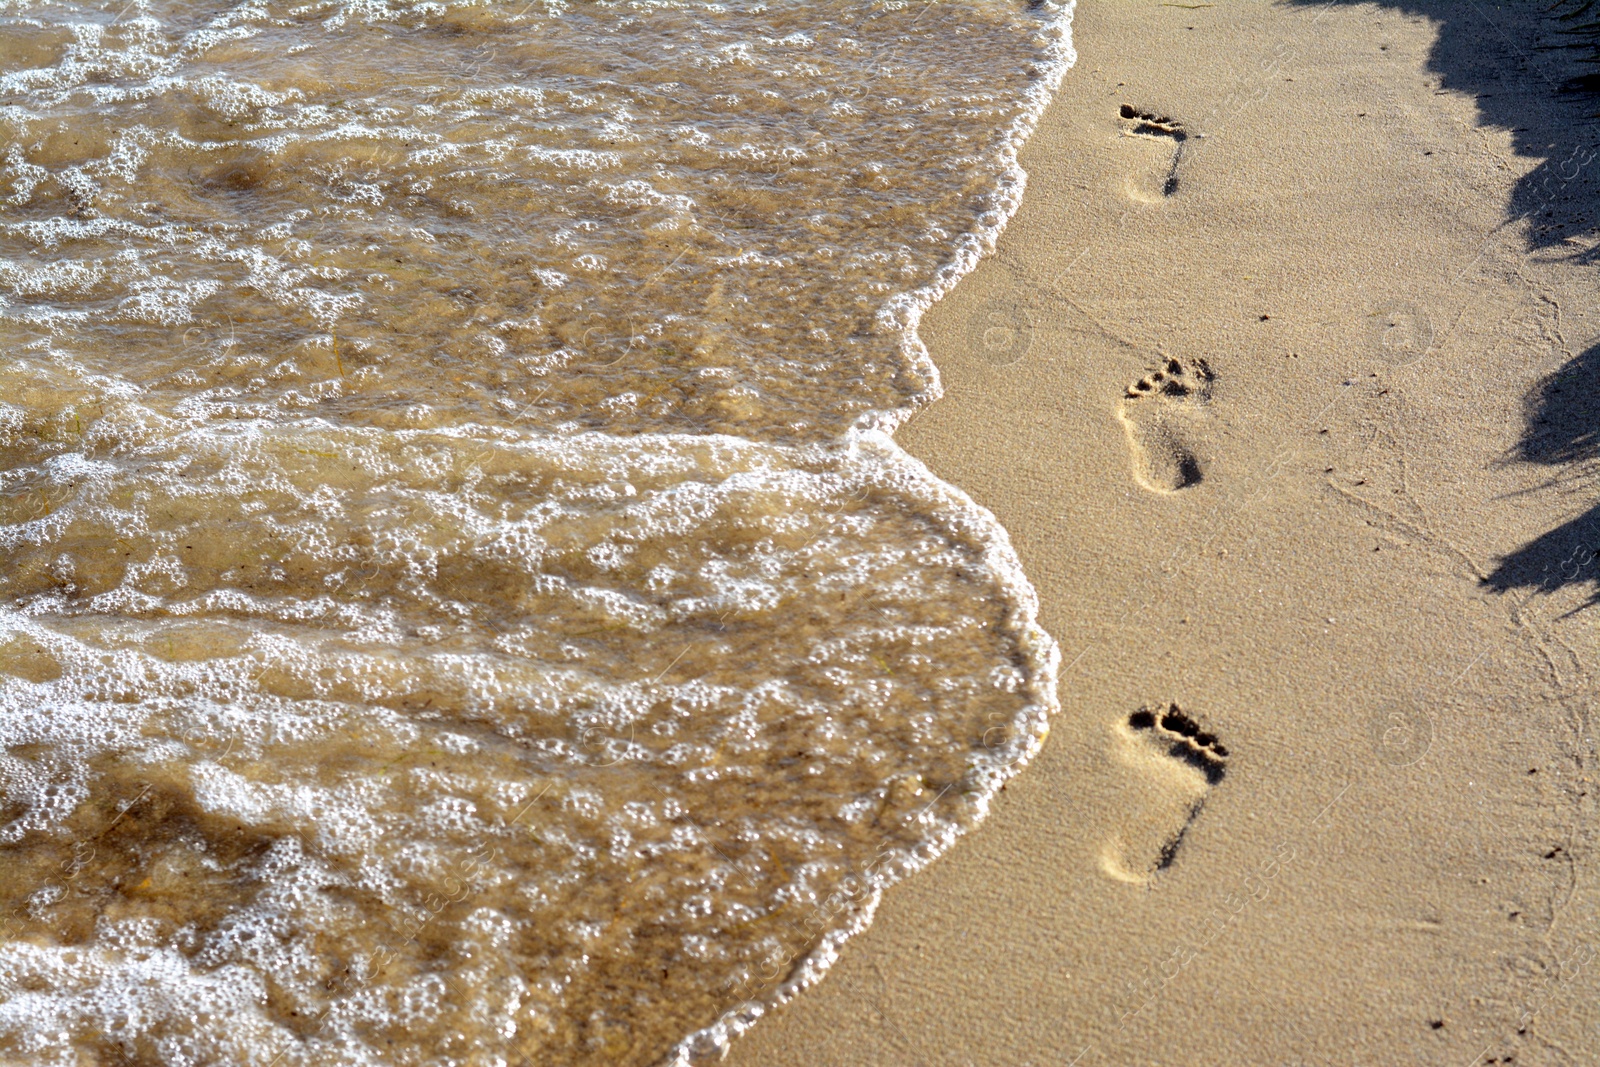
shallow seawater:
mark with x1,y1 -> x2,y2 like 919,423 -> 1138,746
0,0 -> 1070,1063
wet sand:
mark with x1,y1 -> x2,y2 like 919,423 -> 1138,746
727,2 -> 1600,1063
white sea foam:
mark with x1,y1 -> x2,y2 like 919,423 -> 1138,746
0,0 -> 1074,1063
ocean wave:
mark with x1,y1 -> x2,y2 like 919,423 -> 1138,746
0,0 -> 1074,1062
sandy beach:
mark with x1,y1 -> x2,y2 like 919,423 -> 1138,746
728,2 -> 1600,1064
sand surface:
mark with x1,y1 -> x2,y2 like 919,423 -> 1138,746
726,2 -> 1600,1063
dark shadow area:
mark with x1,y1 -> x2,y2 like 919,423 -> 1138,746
1485,338 -> 1600,604
1515,340 -> 1600,467
1293,0 -> 1600,606
1482,502 -> 1600,605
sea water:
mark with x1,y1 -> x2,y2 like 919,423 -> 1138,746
0,1 -> 1072,1062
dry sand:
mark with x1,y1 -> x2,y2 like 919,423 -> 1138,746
726,2 -> 1600,1064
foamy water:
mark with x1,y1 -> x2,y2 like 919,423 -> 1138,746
0,1 -> 1072,1062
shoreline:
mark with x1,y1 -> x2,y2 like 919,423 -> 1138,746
728,3 -> 1600,1064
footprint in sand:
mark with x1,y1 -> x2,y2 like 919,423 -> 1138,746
1117,355 -> 1215,492
1118,103 -> 1186,202
1101,704 -> 1229,884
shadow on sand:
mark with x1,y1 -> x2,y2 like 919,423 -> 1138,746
1294,0 -> 1600,607
1483,340 -> 1600,607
